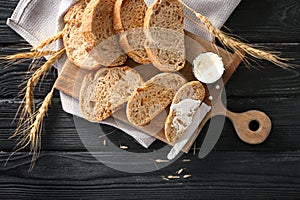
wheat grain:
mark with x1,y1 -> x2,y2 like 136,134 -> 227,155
167,175 -> 180,179
176,168 -> 184,175
183,174 -> 192,179
120,145 -> 128,150
155,159 -> 170,163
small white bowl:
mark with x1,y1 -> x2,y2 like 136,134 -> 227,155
193,52 -> 225,84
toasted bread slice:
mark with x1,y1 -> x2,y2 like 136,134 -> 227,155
165,81 -> 206,144
81,0 -> 127,67
80,66 -> 144,122
63,0 -> 100,70
113,0 -> 150,64
127,73 -> 187,126
144,0 -> 185,72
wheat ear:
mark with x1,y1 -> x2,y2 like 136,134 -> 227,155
9,86 -> 56,171
28,86 -> 55,170
22,48 -> 65,117
178,0 -> 290,68
9,48 -> 64,170
11,48 -> 65,156
31,31 -> 63,51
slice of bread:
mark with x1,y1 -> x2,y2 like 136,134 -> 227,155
63,0 -> 100,70
81,0 -> 127,67
127,73 -> 187,126
144,0 -> 185,72
80,66 -> 144,122
113,0 -> 150,64
165,81 -> 206,144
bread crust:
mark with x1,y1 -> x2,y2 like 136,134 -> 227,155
113,0 -> 125,34
164,81 -> 206,144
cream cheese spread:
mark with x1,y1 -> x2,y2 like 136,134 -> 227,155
170,99 -> 201,133
193,52 -> 225,84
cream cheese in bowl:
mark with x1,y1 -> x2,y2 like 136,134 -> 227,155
193,52 -> 225,84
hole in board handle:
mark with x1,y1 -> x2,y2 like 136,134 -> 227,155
249,120 -> 260,132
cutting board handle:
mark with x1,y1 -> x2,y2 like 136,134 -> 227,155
211,90 -> 272,145
226,110 -> 272,144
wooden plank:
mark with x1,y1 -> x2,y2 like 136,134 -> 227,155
226,43 -> 300,97
0,151 -> 299,199
0,0 -> 24,44
223,0 -> 300,43
0,96 -> 299,152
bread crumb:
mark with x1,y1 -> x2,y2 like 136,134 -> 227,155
103,139 -> 107,146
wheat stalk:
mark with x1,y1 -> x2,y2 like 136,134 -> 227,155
1,50 -> 57,61
178,0 -> 290,68
10,50 -> 63,168
31,31 -> 63,51
7,48 -> 65,170
1,31 -> 63,64
11,48 -> 65,139
22,48 -> 65,117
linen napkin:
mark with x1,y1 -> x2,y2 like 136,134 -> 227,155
7,0 -> 241,148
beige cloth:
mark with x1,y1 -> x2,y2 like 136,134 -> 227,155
7,0 -> 241,148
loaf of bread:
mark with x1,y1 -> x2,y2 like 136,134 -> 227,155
81,0 -> 127,67
113,0 -> 150,64
144,0 -> 185,72
63,0 -> 100,70
165,81 -> 206,144
80,66 -> 144,122
127,73 -> 187,126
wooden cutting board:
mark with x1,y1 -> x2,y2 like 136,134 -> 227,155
55,31 -> 244,152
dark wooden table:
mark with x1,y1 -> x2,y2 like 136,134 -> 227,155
0,0 -> 299,199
